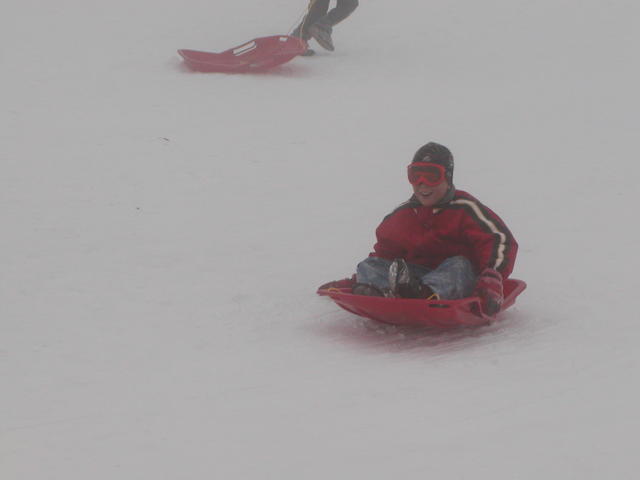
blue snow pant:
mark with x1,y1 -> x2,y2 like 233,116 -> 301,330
356,256 -> 477,300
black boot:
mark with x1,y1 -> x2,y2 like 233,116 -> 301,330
308,22 -> 334,51
388,259 -> 435,299
352,283 -> 385,297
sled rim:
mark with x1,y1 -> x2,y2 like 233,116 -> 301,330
318,278 -> 526,329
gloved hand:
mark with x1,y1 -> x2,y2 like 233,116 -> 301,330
475,268 -> 504,316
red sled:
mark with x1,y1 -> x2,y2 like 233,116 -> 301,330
317,277 -> 526,329
178,35 -> 307,73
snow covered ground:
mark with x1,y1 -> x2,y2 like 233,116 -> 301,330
2,0 -> 640,478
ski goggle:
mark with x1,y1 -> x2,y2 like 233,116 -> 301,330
407,162 -> 446,186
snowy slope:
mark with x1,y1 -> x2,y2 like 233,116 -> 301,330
2,0 -> 640,478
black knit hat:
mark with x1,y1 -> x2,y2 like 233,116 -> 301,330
411,142 -> 454,183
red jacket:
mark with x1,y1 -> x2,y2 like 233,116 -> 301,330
372,190 -> 518,278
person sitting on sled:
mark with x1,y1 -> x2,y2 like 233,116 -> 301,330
352,142 -> 518,316
292,0 -> 359,55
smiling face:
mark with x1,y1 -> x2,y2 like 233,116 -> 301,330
412,179 -> 450,206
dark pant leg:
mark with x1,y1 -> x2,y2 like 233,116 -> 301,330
325,0 -> 359,26
293,0 -> 331,40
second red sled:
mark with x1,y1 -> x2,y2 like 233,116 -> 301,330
178,35 -> 307,73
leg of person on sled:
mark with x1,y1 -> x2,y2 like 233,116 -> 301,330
292,0 -> 359,55
351,142 -> 519,317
